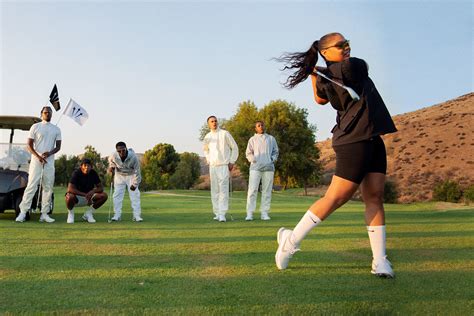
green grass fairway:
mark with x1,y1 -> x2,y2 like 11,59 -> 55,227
1,188 -> 473,314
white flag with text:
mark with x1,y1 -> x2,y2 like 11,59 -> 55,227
64,98 -> 89,126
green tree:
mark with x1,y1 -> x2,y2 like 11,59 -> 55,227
54,154 -> 80,186
259,100 -> 320,189
224,101 -> 259,179
142,143 -> 179,190
463,185 -> 474,204
83,145 -> 109,186
433,180 -> 462,203
169,152 -> 201,189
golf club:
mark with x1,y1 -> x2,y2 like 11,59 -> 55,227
107,181 -> 114,223
228,175 -> 234,221
33,165 -> 45,214
316,71 -> 360,101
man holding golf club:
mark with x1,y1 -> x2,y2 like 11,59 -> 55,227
108,141 -> 143,222
275,32 -> 397,278
16,106 -> 61,223
65,158 -> 108,223
203,116 -> 239,222
245,121 -> 279,221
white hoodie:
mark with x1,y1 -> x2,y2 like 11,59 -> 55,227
108,148 -> 141,186
246,133 -> 279,171
203,128 -> 239,166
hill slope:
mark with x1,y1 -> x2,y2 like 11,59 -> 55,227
317,93 -> 474,202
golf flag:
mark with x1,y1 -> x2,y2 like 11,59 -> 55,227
64,98 -> 89,126
49,84 -> 60,111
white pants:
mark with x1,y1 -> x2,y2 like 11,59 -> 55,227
113,173 -> 141,217
210,165 -> 229,216
246,170 -> 274,215
19,157 -> 55,214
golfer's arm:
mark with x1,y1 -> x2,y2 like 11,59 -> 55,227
67,183 -> 86,196
93,183 -> 104,193
49,140 -> 61,155
311,74 -> 328,105
27,138 -> 41,159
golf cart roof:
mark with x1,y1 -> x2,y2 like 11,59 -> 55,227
0,116 -> 41,131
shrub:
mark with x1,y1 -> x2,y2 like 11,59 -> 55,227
384,180 -> 398,203
433,180 -> 462,203
463,185 -> 474,204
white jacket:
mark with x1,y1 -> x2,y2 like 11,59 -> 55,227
108,148 -> 141,186
203,128 -> 239,166
246,133 -> 279,171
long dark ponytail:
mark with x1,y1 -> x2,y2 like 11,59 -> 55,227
277,32 -> 342,89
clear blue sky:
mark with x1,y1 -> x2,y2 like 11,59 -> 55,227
1,1 -> 472,157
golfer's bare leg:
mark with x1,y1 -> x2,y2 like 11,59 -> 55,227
91,192 -> 108,209
360,173 -> 385,226
308,175 -> 359,220
65,193 -> 78,210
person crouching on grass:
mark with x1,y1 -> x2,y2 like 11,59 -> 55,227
65,158 -> 108,223
275,32 -> 397,278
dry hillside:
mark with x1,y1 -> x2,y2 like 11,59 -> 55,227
318,93 -> 474,202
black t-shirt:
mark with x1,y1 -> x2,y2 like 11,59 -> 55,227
70,169 -> 101,193
316,57 -> 397,146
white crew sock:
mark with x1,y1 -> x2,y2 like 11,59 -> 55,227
367,225 -> 386,262
290,210 -> 322,246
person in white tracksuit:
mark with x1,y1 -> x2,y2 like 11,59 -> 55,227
16,106 -> 62,223
245,121 -> 279,221
203,116 -> 239,222
108,141 -> 142,222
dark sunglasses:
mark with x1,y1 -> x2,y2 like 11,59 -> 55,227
323,40 -> 350,50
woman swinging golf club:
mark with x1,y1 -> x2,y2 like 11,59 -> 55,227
275,32 -> 398,278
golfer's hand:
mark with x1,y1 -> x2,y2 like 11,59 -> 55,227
228,163 -> 234,171
85,191 -> 94,201
37,155 -> 47,164
130,185 -> 136,191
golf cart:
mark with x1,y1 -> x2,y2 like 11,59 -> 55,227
0,115 -> 54,220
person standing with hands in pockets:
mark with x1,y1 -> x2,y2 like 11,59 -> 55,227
245,121 -> 279,221
16,106 -> 61,223
275,32 -> 397,278
203,116 -> 239,222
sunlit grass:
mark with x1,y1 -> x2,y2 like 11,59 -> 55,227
0,187 -> 473,314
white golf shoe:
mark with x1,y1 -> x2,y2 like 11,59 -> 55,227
218,214 -> 226,222
133,215 -> 143,222
39,213 -> 55,223
213,215 -> 219,221
82,210 -> 96,223
245,214 -> 253,221
15,212 -> 27,222
371,256 -> 395,278
261,213 -> 271,221
275,227 -> 300,270
67,210 -> 74,224
111,214 -> 121,221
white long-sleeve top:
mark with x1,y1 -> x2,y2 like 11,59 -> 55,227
108,148 -> 141,186
246,133 -> 279,171
203,128 -> 239,166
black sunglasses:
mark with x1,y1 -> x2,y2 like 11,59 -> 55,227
323,40 -> 350,50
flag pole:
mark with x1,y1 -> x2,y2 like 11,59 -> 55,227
55,98 -> 70,126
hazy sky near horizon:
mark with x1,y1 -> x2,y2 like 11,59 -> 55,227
1,1 -> 472,157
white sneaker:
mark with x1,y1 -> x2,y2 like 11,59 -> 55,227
67,210 -> 74,224
218,214 -> 226,222
39,213 -> 55,223
133,215 -> 143,222
111,214 -> 121,221
245,214 -> 253,221
15,212 -> 27,222
371,256 -> 395,278
275,227 -> 300,270
82,210 -> 96,223
261,213 -> 271,221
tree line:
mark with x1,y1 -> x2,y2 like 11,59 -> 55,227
55,99 -> 321,192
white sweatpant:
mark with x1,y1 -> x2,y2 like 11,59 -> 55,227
19,157 -> 55,214
210,165 -> 229,216
113,173 -> 141,217
246,170 -> 274,215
